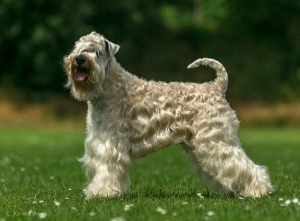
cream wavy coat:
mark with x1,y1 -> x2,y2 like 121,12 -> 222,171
63,32 -> 273,199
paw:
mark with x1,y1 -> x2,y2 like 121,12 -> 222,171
84,185 -> 123,199
240,186 -> 273,198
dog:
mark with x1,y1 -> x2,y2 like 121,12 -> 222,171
63,32 -> 273,199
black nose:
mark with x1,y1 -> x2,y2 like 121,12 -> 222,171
75,55 -> 86,66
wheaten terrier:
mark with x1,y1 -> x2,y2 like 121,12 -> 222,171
63,32 -> 273,199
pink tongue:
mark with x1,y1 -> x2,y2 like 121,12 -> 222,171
74,71 -> 88,81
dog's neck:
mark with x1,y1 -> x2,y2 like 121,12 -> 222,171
102,58 -> 143,97
88,58 -> 146,111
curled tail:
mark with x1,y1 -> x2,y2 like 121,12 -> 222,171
187,58 -> 228,93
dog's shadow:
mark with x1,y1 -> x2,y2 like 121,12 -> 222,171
124,187 -> 226,200
84,188 -> 241,202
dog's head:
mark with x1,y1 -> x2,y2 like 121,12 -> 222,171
63,32 -> 120,101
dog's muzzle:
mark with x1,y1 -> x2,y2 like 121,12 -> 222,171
76,55 -> 86,66
73,55 -> 90,82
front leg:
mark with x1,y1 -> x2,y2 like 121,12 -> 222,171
81,135 -> 131,199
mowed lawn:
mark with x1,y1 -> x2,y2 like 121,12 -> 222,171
0,127 -> 300,221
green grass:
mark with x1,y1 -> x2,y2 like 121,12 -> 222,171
0,127 -> 300,221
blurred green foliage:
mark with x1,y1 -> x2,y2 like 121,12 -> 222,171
0,0 -> 299,102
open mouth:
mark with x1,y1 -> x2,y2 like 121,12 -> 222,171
74,67 -> 89,82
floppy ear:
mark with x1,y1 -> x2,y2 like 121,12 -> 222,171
105,39 -> 120,57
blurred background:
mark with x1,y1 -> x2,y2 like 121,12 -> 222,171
0,0 -> 300,127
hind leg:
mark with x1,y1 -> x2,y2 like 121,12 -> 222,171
185,149 -> 233,196
185,130 -> 273,197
